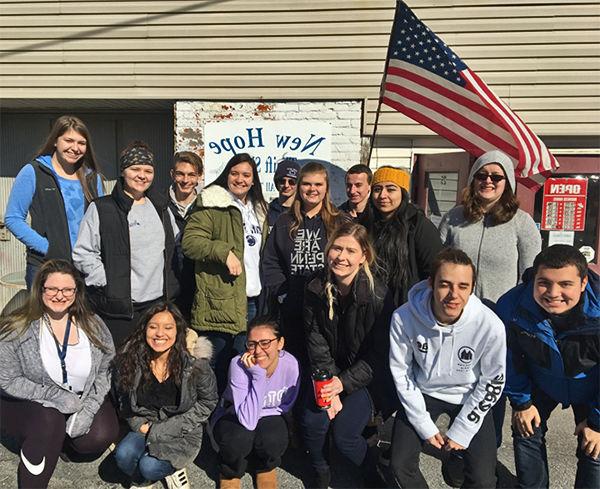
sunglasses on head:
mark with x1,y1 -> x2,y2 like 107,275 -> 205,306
474,172 -> 505,183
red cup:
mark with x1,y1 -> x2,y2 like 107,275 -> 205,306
312,369 -> 333,410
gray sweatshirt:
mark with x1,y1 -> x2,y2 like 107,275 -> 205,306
0,317 -> 114,438
73,200 -> 178,303
439,206 -> 541,304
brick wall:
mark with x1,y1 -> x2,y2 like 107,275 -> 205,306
174,100 -> 364,204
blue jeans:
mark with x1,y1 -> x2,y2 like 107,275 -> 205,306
114,432 -> 175,483
25,262 -> 39,291
247,296 -> 258,323
205,331 -> 247,394
205,297 -> 256,394
300,386 -> 372,471
513,389 -> 600,489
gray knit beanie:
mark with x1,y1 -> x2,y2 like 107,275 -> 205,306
468,150 -> 515,191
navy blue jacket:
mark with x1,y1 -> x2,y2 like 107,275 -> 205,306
267,198 -> 289,228
496,269 -> 600,431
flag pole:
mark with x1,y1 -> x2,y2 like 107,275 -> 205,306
368,0 -> 401,167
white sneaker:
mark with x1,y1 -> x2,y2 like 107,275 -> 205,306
164,468 -> 190,489
129,482 -> 155,489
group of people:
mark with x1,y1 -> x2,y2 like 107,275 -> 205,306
0,115 -> 597,489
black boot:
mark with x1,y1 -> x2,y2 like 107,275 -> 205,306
441,451 -> 465,488
361,446 -> 389,488
311,468 -> 331,489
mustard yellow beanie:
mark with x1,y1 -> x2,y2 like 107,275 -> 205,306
372,166 -> 410,191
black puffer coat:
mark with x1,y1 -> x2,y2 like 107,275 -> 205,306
303,268 -> 396,411
363,188 -> 443,307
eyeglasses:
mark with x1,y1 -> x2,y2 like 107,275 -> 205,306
245,338 -> 279,350
43,286 -> 77,298
474,172 -> 505,183
276,177 -> 296,187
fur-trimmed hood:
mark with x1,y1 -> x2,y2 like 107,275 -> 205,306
191,334 -> 214,361
196,184 -> 266,227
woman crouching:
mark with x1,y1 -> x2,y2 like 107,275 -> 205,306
212,317 -> 300,489
301,222 -> 394,488
0,259 -> 118,489
113,302 -> 217,488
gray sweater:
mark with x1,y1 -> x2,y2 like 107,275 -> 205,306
439,206 -> 541,304
0,316 -> 114,438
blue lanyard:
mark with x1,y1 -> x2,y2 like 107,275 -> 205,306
52,318 -> 72,386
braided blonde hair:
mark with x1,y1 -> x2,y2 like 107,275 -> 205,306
323,222 -> 376,320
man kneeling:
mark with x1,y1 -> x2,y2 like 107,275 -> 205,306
497,244 -> 599,489
389,248 -> 506,488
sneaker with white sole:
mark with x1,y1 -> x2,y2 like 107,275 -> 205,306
164,467 -> 190,489
129,482 -> 155,489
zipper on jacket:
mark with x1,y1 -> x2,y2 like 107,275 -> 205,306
475,216 -> 487,276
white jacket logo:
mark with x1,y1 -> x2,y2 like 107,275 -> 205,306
457,346 -> 474,364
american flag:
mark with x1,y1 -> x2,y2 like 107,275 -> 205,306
382,1 -> 559,188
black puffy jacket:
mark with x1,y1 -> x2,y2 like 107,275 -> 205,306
303,268 -> 396,410
363,188 -> 443,307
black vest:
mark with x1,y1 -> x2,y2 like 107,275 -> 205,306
88,182 -> 179,319
28,161 -> 99,266
28,162 -> 71,265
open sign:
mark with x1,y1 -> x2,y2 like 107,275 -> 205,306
541,178 -> 588,231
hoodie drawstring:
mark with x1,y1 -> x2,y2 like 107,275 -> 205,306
436,327 -> 456,376
449,330 -> 456,374
437,329 -> 442,377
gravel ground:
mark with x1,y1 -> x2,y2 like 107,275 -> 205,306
0,404 -> 579,488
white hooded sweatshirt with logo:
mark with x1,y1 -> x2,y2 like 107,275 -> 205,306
389,279 -> 506,448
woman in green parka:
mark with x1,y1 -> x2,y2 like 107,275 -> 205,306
182,153 -> 268,393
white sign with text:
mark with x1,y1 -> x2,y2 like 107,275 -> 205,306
204,120 -> 332,201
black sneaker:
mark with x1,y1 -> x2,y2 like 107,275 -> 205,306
441,452 -> 465,488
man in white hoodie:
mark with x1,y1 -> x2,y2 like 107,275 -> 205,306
389,248 -> 506,488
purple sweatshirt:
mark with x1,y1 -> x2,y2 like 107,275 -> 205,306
212,350 -> 300,430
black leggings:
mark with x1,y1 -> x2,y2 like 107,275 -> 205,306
0,396 -> 119,489
213,414 -> 289,479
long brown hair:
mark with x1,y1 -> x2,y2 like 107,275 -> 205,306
324,222 -> 376,320
114,302 -> 189,392
210,153 -> 267,217
461,180 -> 519,225
0,259 -> 107,350
35,115 -> 103,202
289,162 -> 340,238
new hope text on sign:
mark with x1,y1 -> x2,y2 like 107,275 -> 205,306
204,121 -> 332,201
